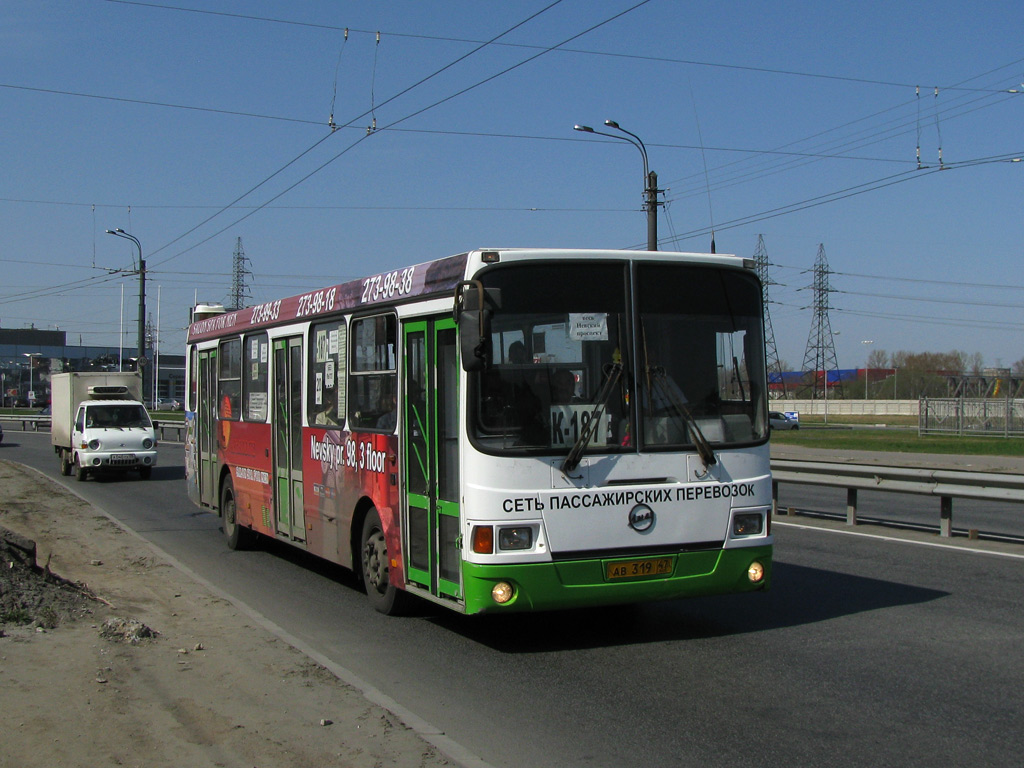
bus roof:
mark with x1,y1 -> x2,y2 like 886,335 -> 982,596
186,248 -> 745,342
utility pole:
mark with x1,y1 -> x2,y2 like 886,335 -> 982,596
574,120 -> 661,250
106,229 -> 147,399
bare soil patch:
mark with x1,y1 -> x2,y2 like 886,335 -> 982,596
0,459 -> 450,768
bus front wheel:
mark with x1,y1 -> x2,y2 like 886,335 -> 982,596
360,509 -> 410,616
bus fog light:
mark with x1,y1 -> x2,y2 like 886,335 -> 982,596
491,581 -> 514,604
498,526 -> 533,550
733,513 -> 763,536
747,561 -> 765,583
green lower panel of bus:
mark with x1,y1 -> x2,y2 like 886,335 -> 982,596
461,545 -> 772,615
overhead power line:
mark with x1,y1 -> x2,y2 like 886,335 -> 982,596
102,2 -> 1024,93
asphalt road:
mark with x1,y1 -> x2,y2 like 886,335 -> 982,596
3,430 -> 1023,767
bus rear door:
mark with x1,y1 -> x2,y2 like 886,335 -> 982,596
403,317 -> 461,603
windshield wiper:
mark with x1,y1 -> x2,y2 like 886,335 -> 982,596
648,366 -> 717,470
561,362 -> 622,474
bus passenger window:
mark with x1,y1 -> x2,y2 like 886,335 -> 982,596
243,333 -> 269,422
218,338 -> 242,421
349,314 -> 397,431
308,320 -> 346,429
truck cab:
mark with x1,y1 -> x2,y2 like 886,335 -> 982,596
68,399 -> 158,480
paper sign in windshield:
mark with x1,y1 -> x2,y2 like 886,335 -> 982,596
568,313 -> 608,341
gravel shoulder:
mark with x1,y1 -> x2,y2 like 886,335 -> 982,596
0,458 -> 450,768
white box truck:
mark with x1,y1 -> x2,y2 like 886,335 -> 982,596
50,372 -> 158,481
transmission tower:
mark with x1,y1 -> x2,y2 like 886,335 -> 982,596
753,235 -> 785,398
229,237 -> 252,311
800,243 -> 842,399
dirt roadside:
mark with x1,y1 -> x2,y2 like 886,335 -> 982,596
0,458 -> 451,768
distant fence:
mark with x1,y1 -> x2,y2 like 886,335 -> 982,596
771,399 -> 919,417
919,398 -> 1024,438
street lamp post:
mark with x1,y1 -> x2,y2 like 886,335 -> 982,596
23,352 -> 41,405
861,340 -> 874,400
574,120 -> 660,250
106,229 -> 147,397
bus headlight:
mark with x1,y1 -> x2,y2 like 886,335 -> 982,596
498,526 -> 533,550
88,439 -> 101,451
747,561 -> 765,583
142,438 -> 154,449
733,513 -> 763,536
491,581 -> 515,604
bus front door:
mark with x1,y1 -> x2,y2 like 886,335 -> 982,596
198,349 -> 217,508
273,337 -> 305,542
403,318 -> 461,603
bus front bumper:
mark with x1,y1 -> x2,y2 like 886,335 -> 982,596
461,545 -> 772,615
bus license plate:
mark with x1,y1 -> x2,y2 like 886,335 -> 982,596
606,556 -> 673,580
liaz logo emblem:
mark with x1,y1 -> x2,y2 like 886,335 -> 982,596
628,503 -> 655,532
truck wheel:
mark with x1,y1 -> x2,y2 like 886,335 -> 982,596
360,508 -> 410,615
60,450 -> 72,476
75,454 -> 88,482
221,476 -> 255,550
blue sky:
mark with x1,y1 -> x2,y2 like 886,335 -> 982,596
1,0 -> 1021,370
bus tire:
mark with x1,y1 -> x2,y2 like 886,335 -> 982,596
360,508 -> 410,615
75,454 -> 88,482
60,449 -> 73,476
221,476 -> 255,550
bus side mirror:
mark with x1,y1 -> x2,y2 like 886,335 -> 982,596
459,309 -> 492,372
454,281 -> 498,372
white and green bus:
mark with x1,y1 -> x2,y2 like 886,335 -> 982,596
185,248 -> 772,615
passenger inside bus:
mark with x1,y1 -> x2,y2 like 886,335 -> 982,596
376,391 -> 397,431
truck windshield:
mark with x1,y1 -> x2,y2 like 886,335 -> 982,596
467,260 -> 767,456
86,404 -> 152,429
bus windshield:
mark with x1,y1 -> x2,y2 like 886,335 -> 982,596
468,261 -> 767,455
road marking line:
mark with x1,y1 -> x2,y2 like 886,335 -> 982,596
774,520 -> 1024,560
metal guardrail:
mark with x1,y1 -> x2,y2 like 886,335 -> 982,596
151,421 -> 186,442
771,458 -> 1024,537
0,415 -> 51,432
0,414 -> 185,442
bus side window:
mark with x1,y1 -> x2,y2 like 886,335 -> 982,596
308,320 -> 346,429
244,333 -> 269,422
349,314 -> 397,431
218,337 -> 242,420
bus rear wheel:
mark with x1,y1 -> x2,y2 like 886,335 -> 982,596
221,476 -> 256,550
60,449 -> 72,476
360,509 -> 410,615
